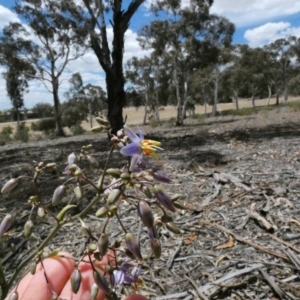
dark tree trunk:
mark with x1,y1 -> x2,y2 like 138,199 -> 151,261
53,86 -> 65,137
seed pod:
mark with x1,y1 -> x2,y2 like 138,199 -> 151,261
173,201 -> 186,209
79,218 -> 91,237
1,178 -> 18,194
141,186 -> 152,199
52,185 -> 66,206
74,184 -> 83,204
70,269 -> 82,294
30,262 -> 37,275
153,185 -> 176,213
165,222 -> 181,234
37,207 -> 45,218
91,125 -> 104,132
44,163 -> 56,172
24,220 -> 34,238
96,206 -> 109,218
161,214 -> 173,223
120,172 -> 131,182
98,233 -> 109,256
108,205 -> 118,218
106,168 -> 121,178
137,201 -> 154,228
88,243 -> 97,255
9,291 -> 19,300
151,238 -> 161,258
95,117 -> 110,126
91,282 -> 99,300
107,189 -> 122,205
82,144 -> 93,151
125,233 -> 143,261
171,194 -> 181,201
93,270 -> 110,294
0,214 -> 13,238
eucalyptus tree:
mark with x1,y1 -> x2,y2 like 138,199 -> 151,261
0,0 -> 86,136
0,24 -> 35,132
265,37 -> 298,104
139,0 -> 234,124
125,56 -> 155,124
60,0 -> 145,134
64,72 -> 107,128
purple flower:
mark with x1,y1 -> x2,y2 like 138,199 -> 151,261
120,125 -> 162,171
63,153 -> 76,174
113,261 -> 141,285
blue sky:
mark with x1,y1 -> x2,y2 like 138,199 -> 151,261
1,0 -> 300,110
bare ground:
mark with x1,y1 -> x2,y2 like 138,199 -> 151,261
1,106 -> 300,299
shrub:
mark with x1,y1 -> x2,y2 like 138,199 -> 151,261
31,118 -> 56,133
14,123 -> 30,142
150,119 -> 161,128
288,101 -> 300,111
1,126 -> 13,135
71,125 -> 86,136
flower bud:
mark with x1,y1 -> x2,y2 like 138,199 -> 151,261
37,207 -> 45,218
98,233 -> 109,256
138,201 -> 154,228
38,162 -> 44,169
111,136 -> 119,144
30,262 -> 37,275
161,214 -> 173,223
150,170 -> 172,184
70,269 -> 82,294
74,169 -> 83,176
165,222 -> 181,234
117,129 -> 124,138
107,189 -> 122,205
141,186 -> 152,199
24,220 -> 34,238
52,185 -> 67,206
147,227 -> 158,239
79,218 -> 91,237
153,185 -> 176,213
9,291 -> 18,300
1,178 -> 18,194
87,155 -> 99,167
88,243 -> 97,255
171,194 -> 180,201
151,238 -> 161,258
106,168 -> 121,178
93,270 -> 110,294
91,282 -> 99,300
74,184 -> 83,204
125,233 -> 143,261
0,214 -> 13,238
96,206 -> 109,218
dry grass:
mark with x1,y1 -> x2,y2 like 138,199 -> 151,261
1,96 -> 300,134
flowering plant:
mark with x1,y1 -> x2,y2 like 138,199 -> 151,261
0,119 -> 183,300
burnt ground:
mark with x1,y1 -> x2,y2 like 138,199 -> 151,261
1,106 -> 300,299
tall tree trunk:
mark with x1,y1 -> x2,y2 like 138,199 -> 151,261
267,85 -> 272,106
53,83 -> 65,137
284,85 -> 288,103
276,90 -> 279,105
143,86 -> 149,125
174,68 -> 182,126
233,90 -> 239,110
181,81 -> 188,121
16,109 -> 20,133
88,101 -> 93,128
212,78 -> 218,117
155,88 -> 160,122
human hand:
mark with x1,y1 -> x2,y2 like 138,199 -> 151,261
6,251 -> 112,300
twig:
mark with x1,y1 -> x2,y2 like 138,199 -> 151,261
167,240 -> 182,269
184,275 -> 209,300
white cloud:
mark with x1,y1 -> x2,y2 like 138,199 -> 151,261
210,0 -> 300,27
244,22 -> 300,47
0,5 -> 19,29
